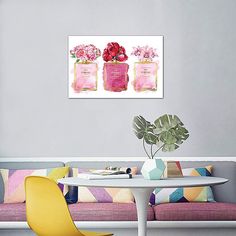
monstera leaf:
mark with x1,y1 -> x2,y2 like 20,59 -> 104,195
133,114 -> 189,158
154,115 -> 189,152
154,114 -> 183,134
133,116 -> 157,144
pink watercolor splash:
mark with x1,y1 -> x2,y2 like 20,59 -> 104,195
134,62 -> 158,92
103,63 -> 129,92
72,63 -> 97,92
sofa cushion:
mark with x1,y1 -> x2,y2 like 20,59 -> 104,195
150,166 -> 215,205
0,203 -> 155,221
0,167 -> 69,203
68,167 -> 138,203
0,203 -> 26,221
0,162 -> 65,203
154,202 -> 236,221
68,203 -> 155,221
180,161 -> 236,203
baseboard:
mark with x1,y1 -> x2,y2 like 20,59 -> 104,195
1,221 -> 236,229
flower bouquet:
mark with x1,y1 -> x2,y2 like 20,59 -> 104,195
70,44 -> 101,92
131,46 -> 158,92
103,42 -> 129,92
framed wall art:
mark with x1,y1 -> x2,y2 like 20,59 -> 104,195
68,36 -> 163,98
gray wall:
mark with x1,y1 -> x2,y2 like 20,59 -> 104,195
0,0 -> 236,158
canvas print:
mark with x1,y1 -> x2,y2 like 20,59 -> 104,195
68,36 -> 163,98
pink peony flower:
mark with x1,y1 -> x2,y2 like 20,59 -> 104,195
76,49 -> 85,58
70,44 -> 101,62
87,51 -> 96,61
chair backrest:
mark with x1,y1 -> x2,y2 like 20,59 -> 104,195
25,176 -> 83,236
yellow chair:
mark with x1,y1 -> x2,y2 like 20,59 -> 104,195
25,176 -> 113,236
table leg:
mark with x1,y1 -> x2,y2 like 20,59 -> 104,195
131,188 -> 154,236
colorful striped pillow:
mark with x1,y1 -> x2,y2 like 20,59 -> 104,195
68,167 -> 138,203
150,165 -> 215,205
0,167 -> 69,203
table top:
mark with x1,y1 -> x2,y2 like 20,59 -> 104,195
58,175 -> 228,188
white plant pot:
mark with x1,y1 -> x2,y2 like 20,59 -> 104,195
141,159 -> 166,180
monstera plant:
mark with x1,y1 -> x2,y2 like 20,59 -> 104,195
133,114 -> 189,159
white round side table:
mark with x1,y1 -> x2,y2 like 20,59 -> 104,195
58,175 -> 228,236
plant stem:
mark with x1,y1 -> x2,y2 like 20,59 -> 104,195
151,144 -> 153,159
143,139 -> 151,159
152,144 -> 164,158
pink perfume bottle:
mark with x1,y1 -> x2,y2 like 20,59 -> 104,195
131,45 -> 159,92
103,62 -> 129,92
134,62 -> 158,92
73,62 -> 98,92
70,44 -> 101,93
102,42 -> 129,92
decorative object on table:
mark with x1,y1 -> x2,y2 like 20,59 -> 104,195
131,45 -> 158,92
70,44 -> 101,92
0,167 -> 69,203
77,173 -> 132,180
141,158 -> 166,180
133,114 -> 189,180
69,167 -> 138,203
68,36 -> 163,98
77,166 -> 134,179
106,166 -> 131,173
103,42 -> 129,92
149,165 -> 215,205
91,167 -> 132,175
163,161 -> 183,178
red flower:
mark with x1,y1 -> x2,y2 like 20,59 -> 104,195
116,54 -> 128,62
103,49 -> 113,62
107,42 -> 119,57
102,42 -> 128,62
119,46 -> 126,54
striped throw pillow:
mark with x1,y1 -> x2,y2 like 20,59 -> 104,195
68,167 -> 138,203
0,167 -> 69,203
150,165 -> 215,205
